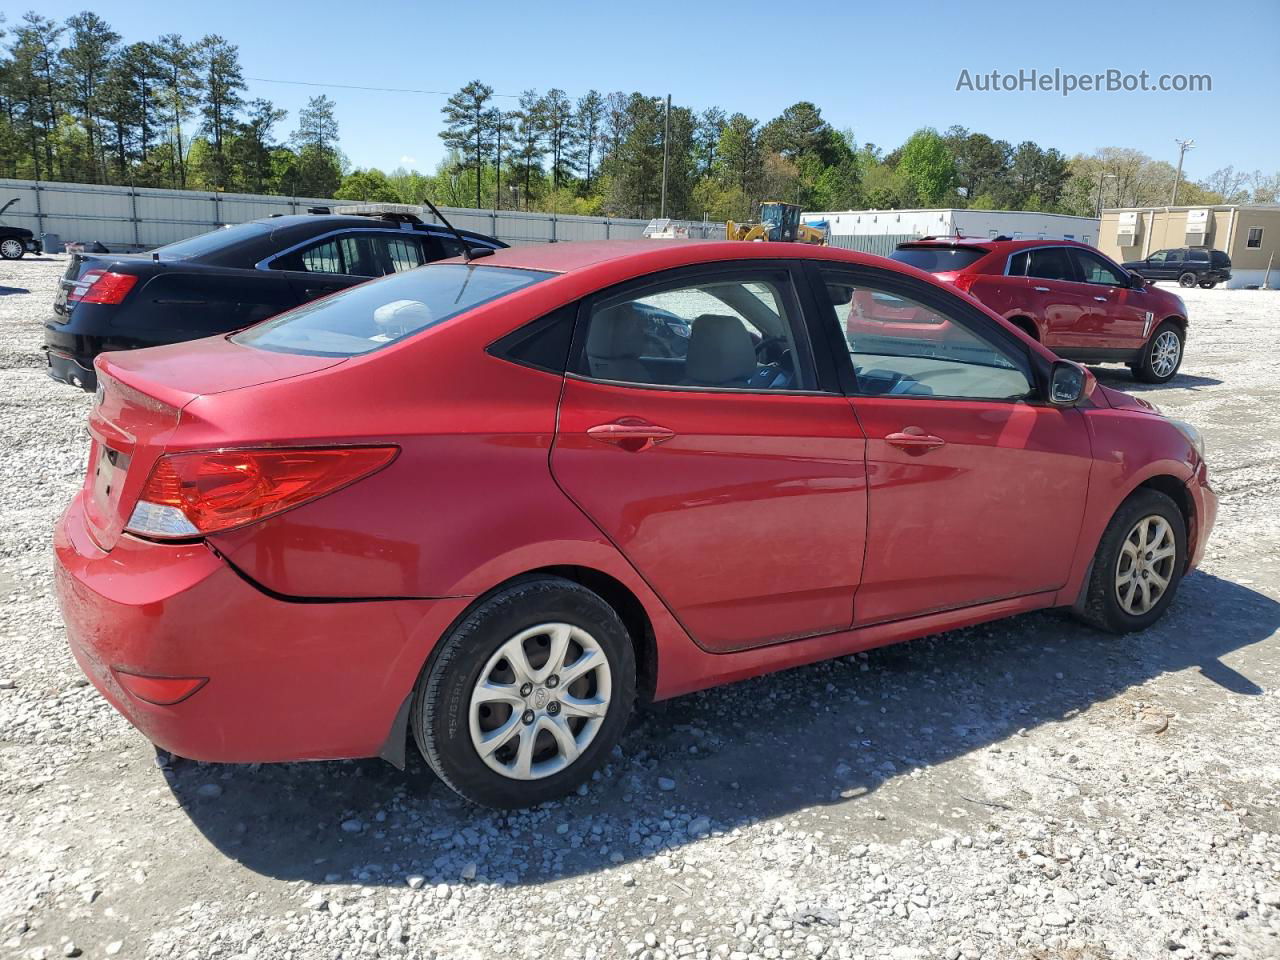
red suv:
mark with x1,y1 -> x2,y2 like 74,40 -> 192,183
892,237 -> 1189,383
54,240 -> 1214,808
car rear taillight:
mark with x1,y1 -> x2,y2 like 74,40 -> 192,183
951,273 -> 978,294
125,446 -> 398,539
67,269 -> 138,305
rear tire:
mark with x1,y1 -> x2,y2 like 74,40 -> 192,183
1133,321 -> 1183,383
1074,489 -> 1187,634
1198,281 -> 1216,289
411,577 -> 636,809
0,239 -> 24,260
1178,272 -> 1197,288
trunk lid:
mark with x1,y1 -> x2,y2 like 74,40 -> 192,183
83,338 -> 346,550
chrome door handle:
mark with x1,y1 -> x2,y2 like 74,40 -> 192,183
1033,286 -> 1051,292
586,418 -> 676,452
1094,296 -> 1108,301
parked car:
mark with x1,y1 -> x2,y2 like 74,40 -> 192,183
55,240 -> 1214,809
1122,247 -> 1232,289
0,198 -> 42,259
44,204 -> 504,389
892,237 -> 1190,383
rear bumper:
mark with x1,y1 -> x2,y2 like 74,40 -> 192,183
44,346 -> 97,390
54,491 -> 465,763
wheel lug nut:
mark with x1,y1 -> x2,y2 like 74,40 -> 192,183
521,709 -> 535,725
519,682 -> 533,696
546,674 -> 559,689
547,701 -> 561,716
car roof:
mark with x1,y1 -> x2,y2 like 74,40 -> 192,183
462,238 -> 930,276
897,236 -> 1096,253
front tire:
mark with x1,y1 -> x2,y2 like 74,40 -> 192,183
411,577 -> 636,809
1133,321 -> 1183,383
1074,489 -> 1186,634
0,239 -> 24,260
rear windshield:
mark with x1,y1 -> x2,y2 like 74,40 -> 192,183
234,263 -> 553,356
890,246 -> 987,272
155,221 -> 271,260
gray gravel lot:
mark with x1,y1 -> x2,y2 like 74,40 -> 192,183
1,254 -> 1278,960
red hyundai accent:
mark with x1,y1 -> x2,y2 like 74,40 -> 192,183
54,240 -> 1215,808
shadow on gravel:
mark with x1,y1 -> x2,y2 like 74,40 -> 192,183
165,571 -> 1278,888
0,285 -> 30,296
1090,367 -> 1224,392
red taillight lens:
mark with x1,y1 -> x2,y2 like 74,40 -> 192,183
951,273 -> 978,294
68,269 -> 138,305
126,446 -> 398,539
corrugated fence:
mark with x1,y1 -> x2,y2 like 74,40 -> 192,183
0,178 -> 724,251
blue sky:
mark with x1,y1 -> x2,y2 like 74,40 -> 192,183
25,0 -> 1280,181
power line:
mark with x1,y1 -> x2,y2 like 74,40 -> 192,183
244,76 -> 521,99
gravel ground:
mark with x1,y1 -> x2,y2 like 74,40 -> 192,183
1,254 -> 1278,960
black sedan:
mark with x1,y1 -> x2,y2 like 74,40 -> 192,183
45,205 -> 504,389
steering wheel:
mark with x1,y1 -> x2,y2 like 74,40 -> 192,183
754,335 -> 789,365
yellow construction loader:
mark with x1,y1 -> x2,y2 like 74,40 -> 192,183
726,201 -> 828,244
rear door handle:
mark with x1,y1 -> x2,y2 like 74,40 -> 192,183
586,419 -> 676,452
885,428 -> 946,452
1033,286 -> 1051,293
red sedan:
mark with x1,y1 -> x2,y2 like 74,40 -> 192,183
54,240 -> 1215,808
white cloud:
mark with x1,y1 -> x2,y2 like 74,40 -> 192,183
399,155 -> 416,166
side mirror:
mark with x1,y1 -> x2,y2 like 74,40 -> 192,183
1048,359 -> 1090,406
1128,271 -> 1147,288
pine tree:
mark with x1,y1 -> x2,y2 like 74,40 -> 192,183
196,35 -> 244,190
440,80 -> 493,209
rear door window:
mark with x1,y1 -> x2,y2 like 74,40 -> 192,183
234,263 -> 552,356
1008,246 -> 1077,282
1188,249 -> 1210,263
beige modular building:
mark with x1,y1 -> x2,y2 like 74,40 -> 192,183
1097,204 -> 1280,289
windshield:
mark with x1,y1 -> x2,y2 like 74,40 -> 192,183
155,221 -> 272,260
234,263 -> 554,356
891,246 -> 987,272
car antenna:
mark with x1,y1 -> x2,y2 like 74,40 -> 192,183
421,198 -> 493,262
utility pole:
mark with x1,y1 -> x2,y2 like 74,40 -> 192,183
660,93 -> 671,218
1095,172 -> 1117,218
1170,138 -> 1195,205
494,111 -> 502,212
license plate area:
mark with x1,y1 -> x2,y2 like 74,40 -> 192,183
91,443 -> 131,514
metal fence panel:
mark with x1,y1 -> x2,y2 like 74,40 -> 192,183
0,177 -> 724,251
828,233 -> 915,258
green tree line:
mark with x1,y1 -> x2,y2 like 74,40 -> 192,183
3,11 -> 1277,220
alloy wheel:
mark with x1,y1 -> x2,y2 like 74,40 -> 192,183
1150,330 -> 1181,379
468,622 -> 612,780
0,239 -> 23,259
1114,515 -> 1177,616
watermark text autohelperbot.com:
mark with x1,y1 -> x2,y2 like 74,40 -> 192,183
956,68 -> 1211,96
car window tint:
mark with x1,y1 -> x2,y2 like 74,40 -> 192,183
155,221 -> 271,260
234,264 -> 552,357
890,246 -> 986,272
578,274 -> 811,391
379,236 -> 425,273
1074,250 -> 1127,286
1009,246 -> 1075,281
295,239 -> 342,274
1147,250 -> 1168,263
1188,249 -> 1210,262
339,236 -> 382,277
820,269 -> 1033,402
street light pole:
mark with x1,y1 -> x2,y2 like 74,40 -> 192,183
1170,138 -> 1195,205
